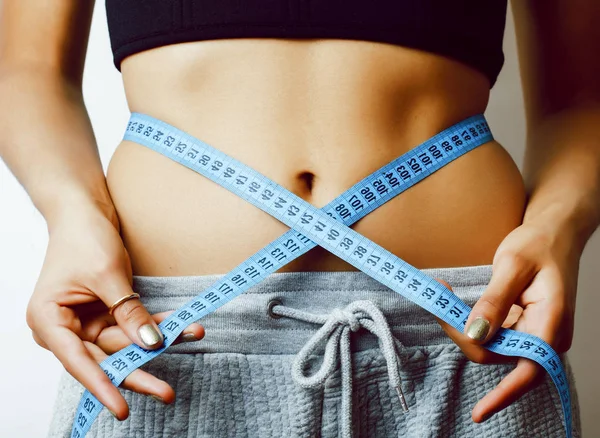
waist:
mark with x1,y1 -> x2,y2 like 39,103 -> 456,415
106,125 -> 525,276
106,45 -> 526,275
133,265 -> 494,354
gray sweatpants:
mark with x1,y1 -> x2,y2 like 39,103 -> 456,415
47,264 -> 581,437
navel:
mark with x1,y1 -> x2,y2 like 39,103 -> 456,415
297,171 -> 315,194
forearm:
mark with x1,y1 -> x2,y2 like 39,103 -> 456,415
0,65 -> 118,229
522,106 -> 600,254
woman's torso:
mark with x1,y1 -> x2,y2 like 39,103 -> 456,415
106,38 -> 526,276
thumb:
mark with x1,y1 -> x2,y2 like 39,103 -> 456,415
100,275 -> 164,350
464,254 -> 536,344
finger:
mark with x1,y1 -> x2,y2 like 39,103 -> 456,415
434,277 -> 453,293
514,268 -> 573,353
435,316 -> 513,365
38,322 -> 130,420
97,275 -> 165,350
79,310 -> 117,344
31,330 -> 49,349
149,310 -> 205,342
501,304 -> 523,328
464,254 -> 537,344
83,340 -> 176,404
432,278 -> 511,365
469,272 -> 561,422
80,308 -> 205,354
429,278 -> 521,330
96,312 -> 205,354
472,358 -> 543,422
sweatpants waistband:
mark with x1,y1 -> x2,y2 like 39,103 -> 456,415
132,264 -> 493,354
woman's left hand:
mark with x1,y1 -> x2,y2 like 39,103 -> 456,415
434,217 -> 581,423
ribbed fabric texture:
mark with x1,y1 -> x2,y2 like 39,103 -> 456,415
105,0 -> 508,88
47,265 -> 581,437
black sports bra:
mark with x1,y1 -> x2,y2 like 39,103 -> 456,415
106,0 -> 508,88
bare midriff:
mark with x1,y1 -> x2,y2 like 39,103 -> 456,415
106,38 -> 527,276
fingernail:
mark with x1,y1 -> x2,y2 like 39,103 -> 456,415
181,333 -> 198,343
150,395 -> 165,403
466,317 -> 490,341
107,408 -> 119,420
138,324 -> 163,348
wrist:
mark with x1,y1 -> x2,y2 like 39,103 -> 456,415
522,106 -> 600,255
44,186 -> 120,232
523,193 -> 599,257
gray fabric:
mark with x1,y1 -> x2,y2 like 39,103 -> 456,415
274,299 -> 409,438
47,264 -> 581,437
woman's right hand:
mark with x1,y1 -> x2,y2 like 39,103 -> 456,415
26,202 -> 204,420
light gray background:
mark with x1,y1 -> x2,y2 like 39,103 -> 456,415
0,2 -> 597,437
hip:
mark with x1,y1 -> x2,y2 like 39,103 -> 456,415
47,266 -> 581,438
132,265 -> 495,354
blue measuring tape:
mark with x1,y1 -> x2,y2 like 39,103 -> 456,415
70,113 -> 572,437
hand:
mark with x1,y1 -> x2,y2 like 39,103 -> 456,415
82,308 -> 205,406
92,309 -> 205,358
26,203 -> 204,420
433,219 -> 580,423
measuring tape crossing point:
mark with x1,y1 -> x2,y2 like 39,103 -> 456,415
71,113 -> 572,438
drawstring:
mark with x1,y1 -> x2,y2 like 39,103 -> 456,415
270,300 -> 410,438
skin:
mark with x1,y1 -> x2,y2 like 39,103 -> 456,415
0,0 -> 599,427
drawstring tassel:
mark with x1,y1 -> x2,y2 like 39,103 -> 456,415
271,300 -> 411,438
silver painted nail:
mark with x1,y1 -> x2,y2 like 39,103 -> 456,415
466,317 -> 490,341
138,324 -> 163,348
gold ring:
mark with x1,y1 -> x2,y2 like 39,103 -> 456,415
108,292 -> 141,315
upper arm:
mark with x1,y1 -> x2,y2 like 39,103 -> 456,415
511,0 -> 600,125
0,0 -> 95,85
